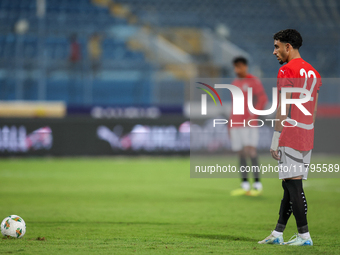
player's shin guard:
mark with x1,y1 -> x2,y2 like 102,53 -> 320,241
285,179 -> 309,234
250,156 -> 260,182
240,156 -> 248,181
275,180 -> 292,232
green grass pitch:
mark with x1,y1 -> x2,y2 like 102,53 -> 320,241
0,155 -> 340,254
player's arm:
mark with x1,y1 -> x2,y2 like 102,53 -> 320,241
270,92 -> 291,160
313,92 -> 319,124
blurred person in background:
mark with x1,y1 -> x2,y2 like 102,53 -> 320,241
69,33 -> 81,66
230,57 -> 268,196
68,33 -> 81,102
88,33 -> 102,76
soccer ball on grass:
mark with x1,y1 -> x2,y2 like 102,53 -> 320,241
1,215 -> 26,238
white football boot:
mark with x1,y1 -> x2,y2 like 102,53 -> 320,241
258,231 -> 284,244
282,234 -> 313,246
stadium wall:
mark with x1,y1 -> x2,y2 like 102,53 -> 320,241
0,117 -> 338,156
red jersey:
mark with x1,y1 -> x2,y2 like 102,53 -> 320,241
277,58 -> 322,151
230,74 -> 268,128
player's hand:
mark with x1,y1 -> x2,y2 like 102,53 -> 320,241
270,149 -> 280,160
270,131 -> 281,160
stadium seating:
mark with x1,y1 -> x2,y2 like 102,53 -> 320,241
0,0 -> 159,105
0,0 -> 338,105
114,0 -> 338,78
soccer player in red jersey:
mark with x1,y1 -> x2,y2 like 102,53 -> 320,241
259,29 -> 321,246
229,57 -> 268,195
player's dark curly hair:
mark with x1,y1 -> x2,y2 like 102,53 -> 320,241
233,56 -> 248,65
273,29 -> 303,49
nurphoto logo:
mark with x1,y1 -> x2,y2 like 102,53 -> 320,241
196,82 -> 312,128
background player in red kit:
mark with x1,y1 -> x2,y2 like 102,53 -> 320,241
229,57 -> 268,196
259,29 -> 321,246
